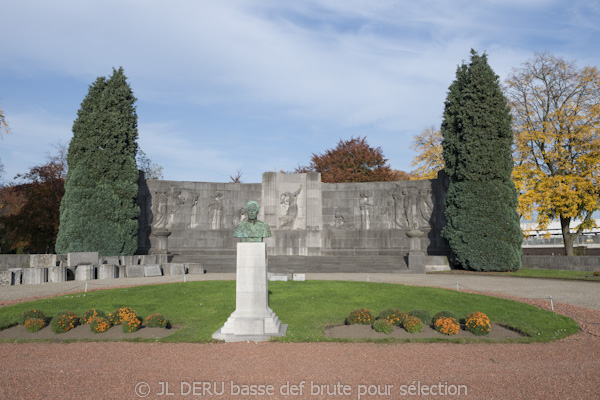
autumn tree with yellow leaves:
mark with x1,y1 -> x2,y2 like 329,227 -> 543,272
505,52 -> 600,256
410,126 -> 443,180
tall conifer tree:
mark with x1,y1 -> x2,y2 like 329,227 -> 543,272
441,50 -> 522,271
56,67 -> 140,256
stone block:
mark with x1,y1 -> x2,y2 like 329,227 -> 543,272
30,254 -> 57,268
48,266 -> 67,283
140,255 -> 158,265
0,271 -> 11,286
67,252 -> 98,267
126,265 -> 145,278
8,268 -> 22,285
75,265 -> 96,281
120,255 -> 140,266
186,263 -> 205,275
163,263 -> 186,275
100,256 -> 120,265
144,265 -> 163,277
22,267 -> 48,284
98,264 -> 118,280
293,273 -> 306,281
268,273 -> 291,281
117,265 -> 127,278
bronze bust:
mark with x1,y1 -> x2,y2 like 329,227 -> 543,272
233,201 -> 271,242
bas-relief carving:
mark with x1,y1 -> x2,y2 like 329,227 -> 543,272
208,191 -> 224,230
232,207 -> 247,228
332,213 -> 355,230
359,192 -> 374,230
150,187 -> 169,230
389,186 -> 435,231
279,185 -> 302,229
381,199 -> 395,230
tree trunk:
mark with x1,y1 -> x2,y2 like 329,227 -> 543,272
560,216 -> 575,256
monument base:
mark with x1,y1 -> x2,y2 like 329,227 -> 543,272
212,242 -> 287,342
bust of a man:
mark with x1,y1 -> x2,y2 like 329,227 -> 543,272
233,201 -> 272,242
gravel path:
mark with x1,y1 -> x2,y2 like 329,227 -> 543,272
1,275 -> 599,399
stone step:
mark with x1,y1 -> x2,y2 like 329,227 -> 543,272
170,254 -> 409,273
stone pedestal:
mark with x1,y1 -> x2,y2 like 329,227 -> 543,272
213,242 -> 287,342
48,266 -> 67,283
75,265 -> 96,281
98,264 -> 118,280
406,230 -> 426,274
22,268 -> 48,284
151,230 -> 171,255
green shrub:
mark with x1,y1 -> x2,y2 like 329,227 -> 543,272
80,309 -> 107,325
377,308 -> 404,326
24,318 -> 45,333
432,310 -> 459,325
108,307 -> 137,325
465,311 -> 491,336
145,313 -> 168,328
50,310 -> 79,333
346,309 -> 375,325
19,309 -> 46,325
122,316 -> 141,333
372,319 -> 393,334
403,316 -> 423,333
406,309 -> 432,325
90,316 -> 111,333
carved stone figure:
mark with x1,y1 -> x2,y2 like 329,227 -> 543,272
232,207 -> 247,228
359,192 -> 374,230
234,201 -> 272,242
151,188 -> 168,229
418,188 -> 434,228
381,199 -> 395,229
279,185 -> 302,229
190,194 -> 200,228
404,188 -> 420,230
208,191 -> 224,230
392,189 -> 408,229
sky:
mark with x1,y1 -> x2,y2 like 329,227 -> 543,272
1,0 -> 599,185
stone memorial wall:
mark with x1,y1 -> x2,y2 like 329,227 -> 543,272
138,172 -> 450,258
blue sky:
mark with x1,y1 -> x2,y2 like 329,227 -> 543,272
1,0 -> 599,184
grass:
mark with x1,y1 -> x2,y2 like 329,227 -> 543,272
432,268 -> 600,281
0,281 -> 579,343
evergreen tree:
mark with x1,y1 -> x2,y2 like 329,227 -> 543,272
441,50 -> 522,271
56,67 -> 140,256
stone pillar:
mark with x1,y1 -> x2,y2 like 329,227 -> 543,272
75,265 -> 96,281
213,242 -> 287,342
98,264 -> 118,280
406,230 -> 426,274
22,268 -> 48,284
48,266 -> 67,283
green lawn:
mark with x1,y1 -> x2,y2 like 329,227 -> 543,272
0,281 -> 579,343
432,268 -> 600,281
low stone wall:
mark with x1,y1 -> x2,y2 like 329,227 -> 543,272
523,256 -> 600,272
0,255 -> 30,271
